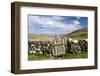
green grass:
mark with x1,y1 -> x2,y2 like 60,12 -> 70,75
28,51 -> 88,61
28,53 -> 49,60
63,51 -> 88,59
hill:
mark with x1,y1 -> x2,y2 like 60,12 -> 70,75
63,28 -> 88,39
28,33 -> 55,41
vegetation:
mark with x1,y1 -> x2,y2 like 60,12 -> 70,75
63,51 -> 88,59
28,51 -> 88,61
28,28 -> 88,61
63,27 -> 88,39
28,53 -> 49,60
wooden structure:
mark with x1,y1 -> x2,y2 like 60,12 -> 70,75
52,34 -> 66,57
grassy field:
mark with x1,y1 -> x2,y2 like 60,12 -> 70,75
28,51 -> 88,61
28,53 -> 49,60
63,51 -> 88,59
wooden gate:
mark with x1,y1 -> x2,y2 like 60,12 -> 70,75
52,44 -> 65,57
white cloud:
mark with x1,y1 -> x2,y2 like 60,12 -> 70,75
46,20 -> 54,25
29,16 -> 83,34
31,28 -> 55,35
76,17 -> 80,20
40,30 -> 55,34
72,20 -> 80,25
30,16 -> 55,26
52,16 -> 64,21
53,21 -> 82,33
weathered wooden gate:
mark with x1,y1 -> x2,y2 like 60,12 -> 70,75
51,34 -> 67,57
52,44 -> 65,57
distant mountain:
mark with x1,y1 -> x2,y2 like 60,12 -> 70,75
28,33 -> 55,41
62,28 -> 88,39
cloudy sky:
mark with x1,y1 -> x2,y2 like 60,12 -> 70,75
28,15 -> 88,35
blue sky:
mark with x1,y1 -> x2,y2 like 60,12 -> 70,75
28,15 -> 88,35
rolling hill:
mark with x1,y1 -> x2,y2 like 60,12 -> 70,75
62,27 -> 88,39
28,28 -> 88,41
28,33 -> 55,41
